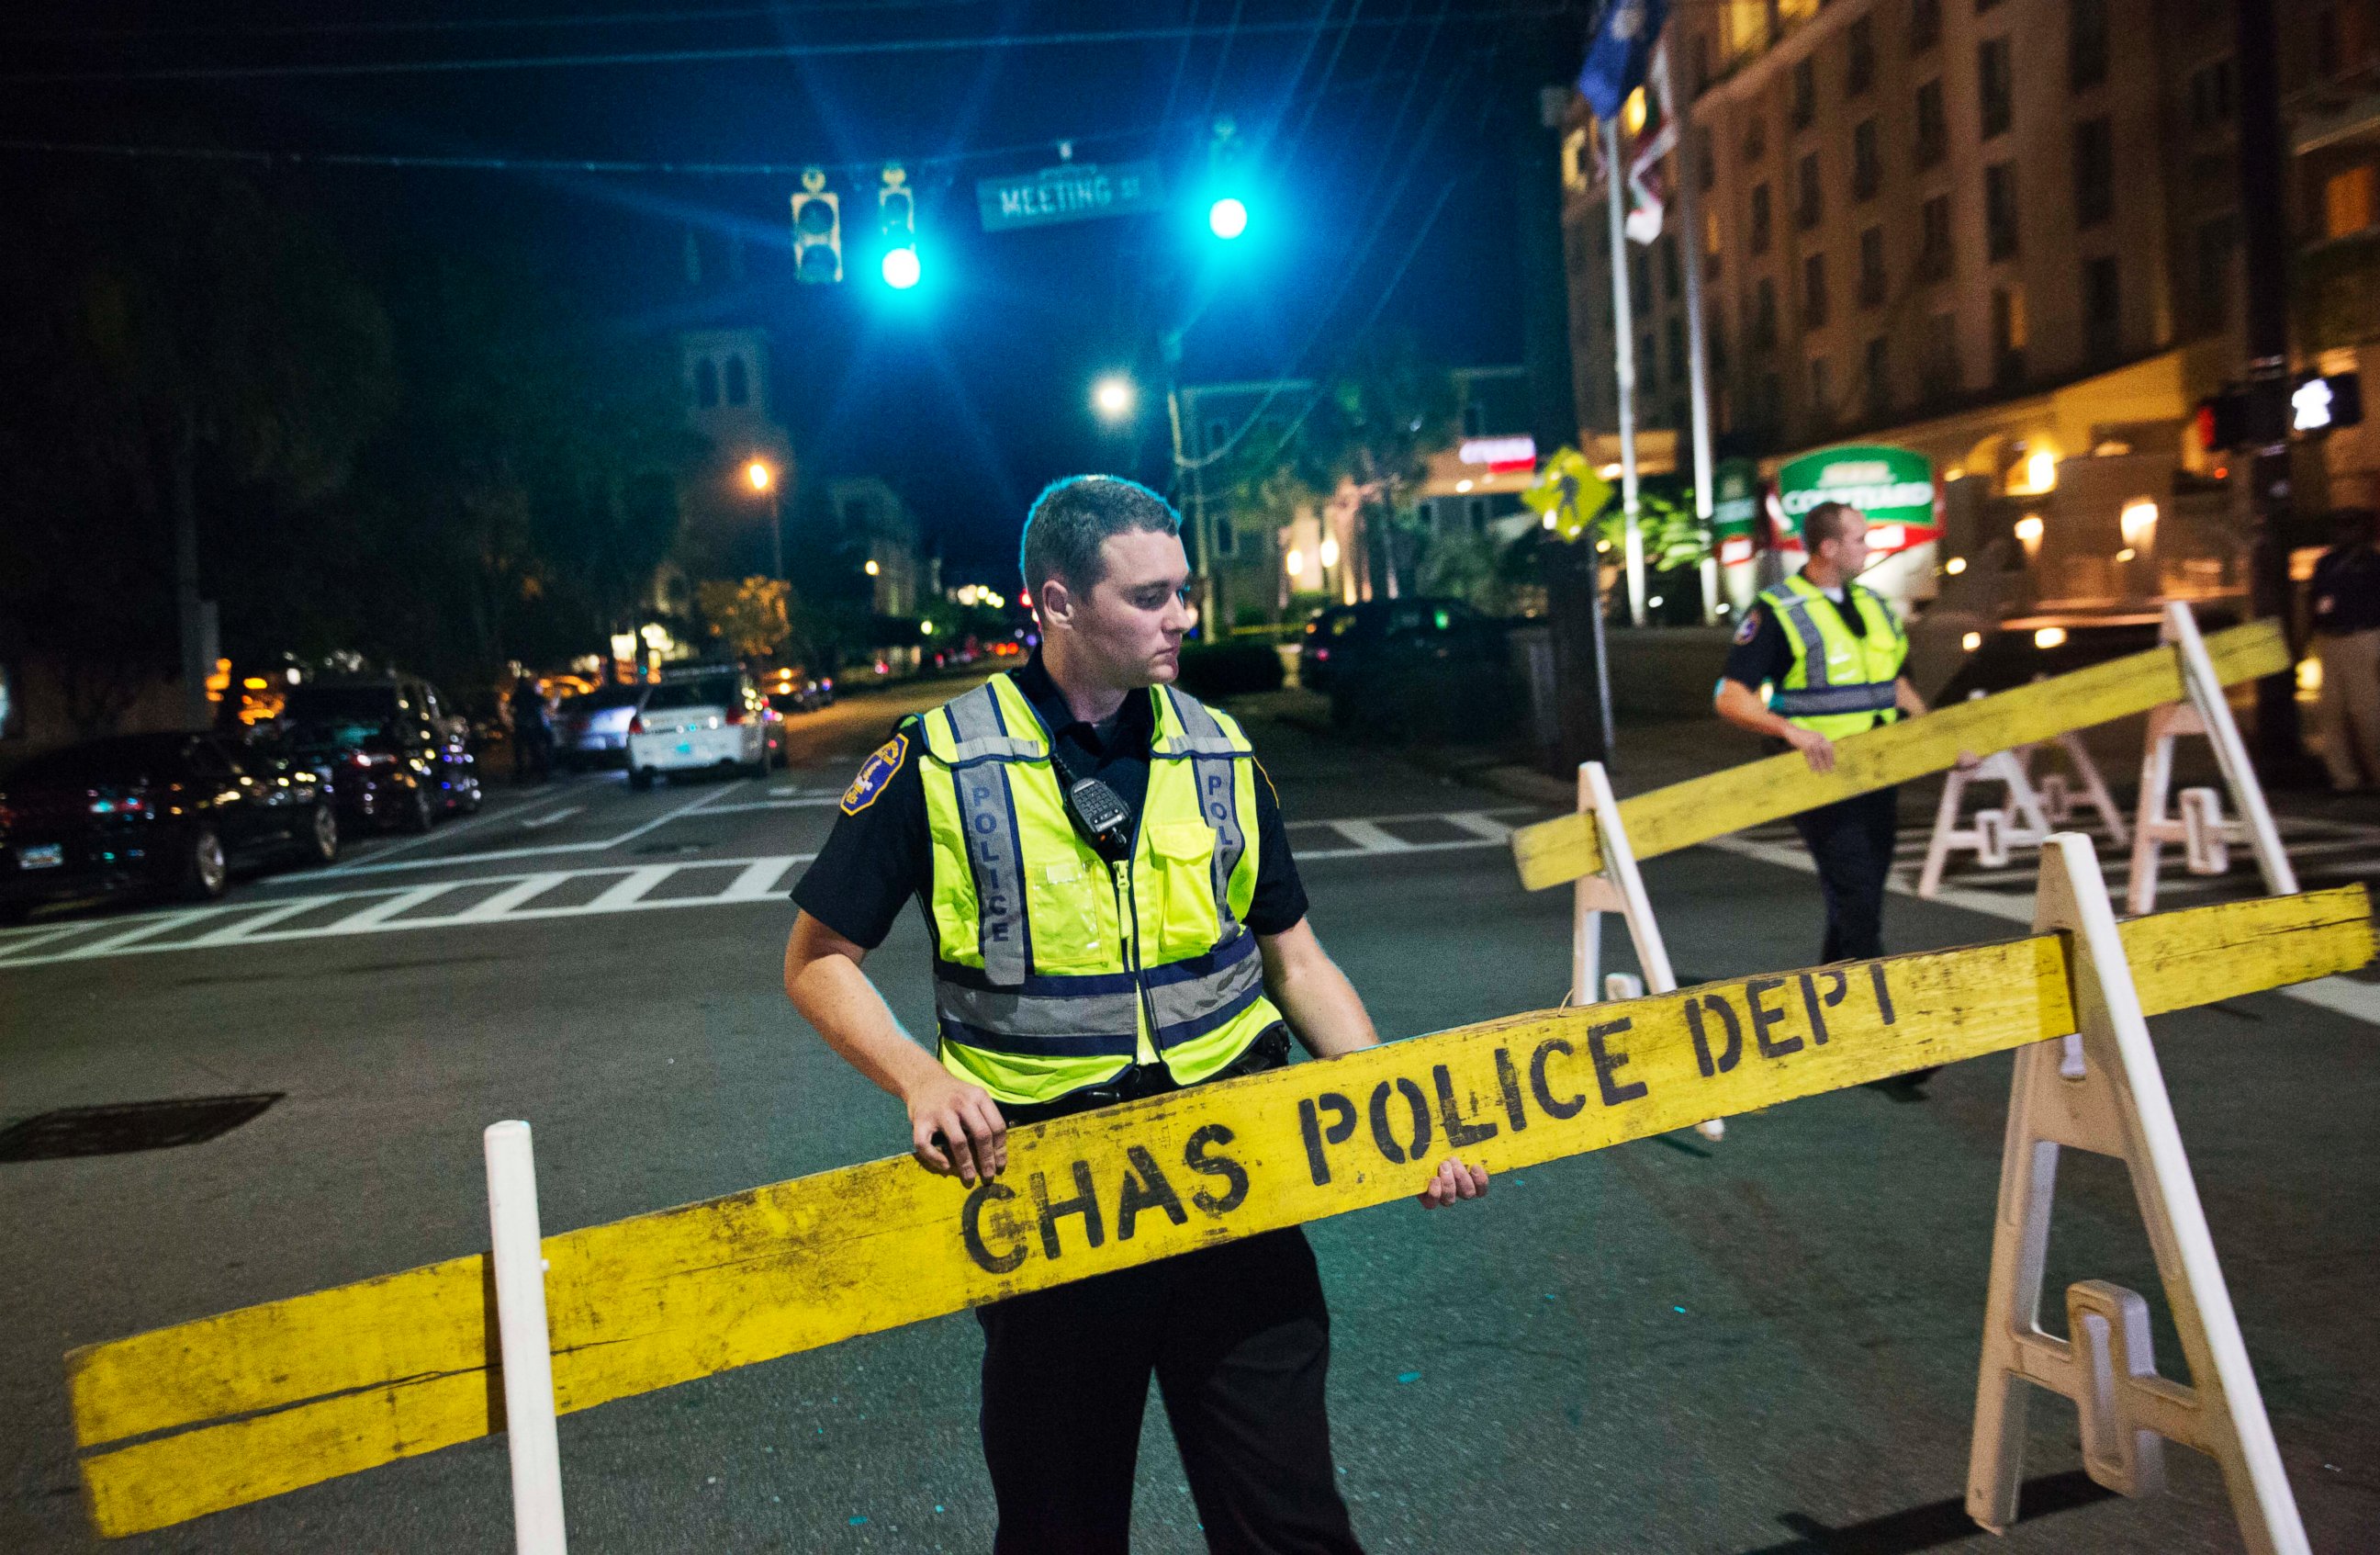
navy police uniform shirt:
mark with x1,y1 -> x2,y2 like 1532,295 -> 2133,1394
2311,544 -> 2380,637
791,655 -> 1310,950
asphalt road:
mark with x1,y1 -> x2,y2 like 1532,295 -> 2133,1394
4,675 -> 2377,1553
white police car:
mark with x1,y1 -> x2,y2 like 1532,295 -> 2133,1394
625,669 -> 781,788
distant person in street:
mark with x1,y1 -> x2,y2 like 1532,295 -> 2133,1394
2311,507 -> 2380,794
1713,502 -> 1939,1084
508,673 -> 552,784
781,474 -> 1487,1554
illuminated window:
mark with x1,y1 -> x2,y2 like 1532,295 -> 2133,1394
2325,165 -> 2377,239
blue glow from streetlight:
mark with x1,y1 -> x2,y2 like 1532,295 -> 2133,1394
1207,197 -> 1249,240
881,246 -> 921,289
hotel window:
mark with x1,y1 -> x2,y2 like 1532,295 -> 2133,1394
1791,58 -> 1816,130
1751,182 -> 1773,254
2188,59 -> 2234,130
2075,117 -> 2115,228
2083,254 -> 2122,364
1865,336 -> 1892,417
1909,0 -> 1941,52
1797,152 -> 1824,230
1921,311 -> 1959,400
1858,226 -> 1888,307
2195,216 -> 2237,327
1753,277 -> 1779,349
1809,356 -> 1835,423
1979,38 -> 2013,140
1919,195 -> 1954,281
2070,0 -> 2108,90
1853,118 -> 1881,200
1847,17 -> 1876,96
2325,165 -> 2378,238
1992,286 -> 2027,387
1915,79 -> 1948,168
1803,253 -> 1830,327
1985,162 -> 2019,261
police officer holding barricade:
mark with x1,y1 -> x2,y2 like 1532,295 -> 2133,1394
782,474 -> 1488,1554
1713,501 -> 1935,982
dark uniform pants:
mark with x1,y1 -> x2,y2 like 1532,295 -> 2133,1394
975,1226 -> 1362,1555
1790,783 -> 1899,963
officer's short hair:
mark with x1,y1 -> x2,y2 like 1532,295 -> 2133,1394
1802,501 -> 1864,551
1020,475 -> 1183,597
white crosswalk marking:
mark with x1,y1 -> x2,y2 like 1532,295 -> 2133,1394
587,866 -> 676,911
1326,818 -> 1414,852
0,808 -> 1545,972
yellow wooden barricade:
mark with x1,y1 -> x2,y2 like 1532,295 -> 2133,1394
1510,620 -> 2289,892
66,884 -> 2372,1538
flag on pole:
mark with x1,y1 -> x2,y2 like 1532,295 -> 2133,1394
1576,0 -> 1669,120
1622,39 -> 1679,244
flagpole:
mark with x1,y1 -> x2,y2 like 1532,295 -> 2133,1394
1658,43 -> 1720,625
1604,113 -> 1645,628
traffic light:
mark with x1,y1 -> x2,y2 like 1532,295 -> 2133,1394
878,163 -> 918,289
2293,369 -> 2363,434
790,167 -> 841,284
1204,118 -> 1249,242
2195,391 -> 2250,455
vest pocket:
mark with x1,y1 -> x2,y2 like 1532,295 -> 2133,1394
1146,822 -> 1221,959
1026,853 -> 1110,973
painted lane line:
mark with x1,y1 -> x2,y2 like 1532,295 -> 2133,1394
1326,818 -> 1413,852
1444,811 -> 1516,841
587,866 -> 677,911
285,784 -> 744,881
701,798 -> 842,814
722,857 -> 801,900
2283,975 -> 2380,1024
322,885 -> 468,933
516,806 -> 584,830
454,874 -> 572,921
1288,805 -> 1537,832
0,922 -> 102,958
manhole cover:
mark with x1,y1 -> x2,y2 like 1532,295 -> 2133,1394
0,1094 -> 284,1161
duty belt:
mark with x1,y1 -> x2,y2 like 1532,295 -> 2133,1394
998,1022 -> 1293,1128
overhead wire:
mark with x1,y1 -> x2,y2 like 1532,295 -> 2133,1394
0,6 -> 1572,85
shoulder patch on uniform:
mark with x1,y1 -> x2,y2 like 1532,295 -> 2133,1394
1732,611 -> 1762,645
841,732 -> 908,815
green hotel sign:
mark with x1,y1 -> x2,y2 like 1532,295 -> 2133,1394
1774,444 -> 1938,553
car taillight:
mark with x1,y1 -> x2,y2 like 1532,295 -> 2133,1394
346,750 -> 392,770
1313,648 -> 1330,660
627,716 -> 645,735
725,707 -> 748,725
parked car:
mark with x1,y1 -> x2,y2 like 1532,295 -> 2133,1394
0,732 -> 339,918
1299,597 -> 1483,693
269,677 -> 483,833
626,668 -> 782,788
1325,603 -> 1517,739
762,664 -> 836,713
556,683 -> 649,770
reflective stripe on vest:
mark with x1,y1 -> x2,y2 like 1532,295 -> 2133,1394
917,674 -> 1280,1104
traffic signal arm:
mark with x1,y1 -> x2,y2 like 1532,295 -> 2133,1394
1510,621 -> 2290,892
64,882 -> 2373,1538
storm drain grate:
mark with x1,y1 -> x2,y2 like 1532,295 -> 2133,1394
0,1094 -> 284,1161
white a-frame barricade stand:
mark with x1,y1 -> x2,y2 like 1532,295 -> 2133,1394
1918,720 -> 2128,898
1967,833 -> 2307,1554
1567,761 -> 1725,1141
2129,601 -> 2297,916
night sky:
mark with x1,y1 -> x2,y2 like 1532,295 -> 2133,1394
1,2 -> 1580,580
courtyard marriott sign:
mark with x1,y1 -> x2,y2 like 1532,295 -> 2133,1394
1774,444 -> 1939,554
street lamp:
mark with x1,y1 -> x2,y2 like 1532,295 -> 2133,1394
881,246 -> 921,289
742,457 -> 782,580
1093,376 -> 1137,423
1207,197 -> 1249,241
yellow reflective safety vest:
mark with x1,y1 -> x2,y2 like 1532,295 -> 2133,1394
1759,571 -> 1909,741
916,672 -> 1284,1107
